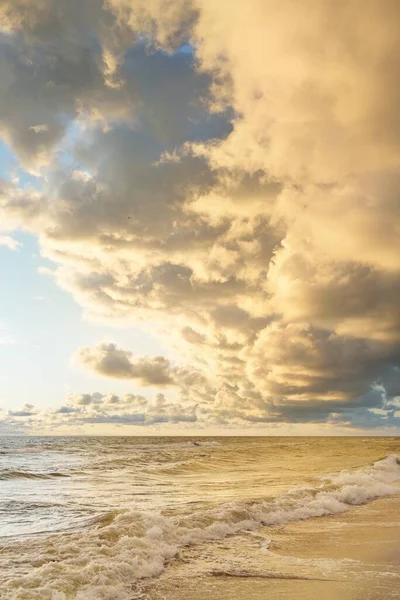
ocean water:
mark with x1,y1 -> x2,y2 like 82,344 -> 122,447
0,436 -> 399,599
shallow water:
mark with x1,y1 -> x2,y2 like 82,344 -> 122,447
0,436 -> 399,599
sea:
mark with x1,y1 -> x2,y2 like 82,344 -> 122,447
0,436 -> 399,600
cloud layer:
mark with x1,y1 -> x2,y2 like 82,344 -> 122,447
1,0 -> 400,432
0,393 -> 198,435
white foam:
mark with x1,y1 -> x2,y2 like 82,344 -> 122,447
3,454 -> 399,600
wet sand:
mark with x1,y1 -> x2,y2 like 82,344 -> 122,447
139,494 -> 400,599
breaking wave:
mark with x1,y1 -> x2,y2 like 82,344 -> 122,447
3,454 -> 400,600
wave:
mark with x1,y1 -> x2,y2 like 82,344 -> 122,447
3,454 -> 400,600
150,440 -> 221,448
191,440 -> 221,447
0,448 -> 44,455
0,469 -> 70,480
136,440 -> 221,450
0,443 -> 64,455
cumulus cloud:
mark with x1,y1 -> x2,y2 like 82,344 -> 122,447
1,0 -> 400,431
76,342 -> 177,386
0,392 -> 198,433
245,322 -> 395,403
74,342 -> 216,410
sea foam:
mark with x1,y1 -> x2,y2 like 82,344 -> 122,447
3,454 -> 400,600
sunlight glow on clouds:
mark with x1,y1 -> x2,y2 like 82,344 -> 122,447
0,0 -> 400,434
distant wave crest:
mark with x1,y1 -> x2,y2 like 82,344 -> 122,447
0,469 -> 70,480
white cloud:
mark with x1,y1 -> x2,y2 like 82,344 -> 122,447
0,234 -> 21,250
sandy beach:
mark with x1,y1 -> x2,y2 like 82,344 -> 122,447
140,494 -> 400,600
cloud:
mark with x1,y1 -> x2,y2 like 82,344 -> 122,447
0,234 -> 21,250
0,0 -> 400,431
74,342 -> 216,410
245,322 -> 396,403
1,386 -> 399,435
187,1 -> 400,180
8,403 -> 37,417
76,342 -> 176,386
0,392 -> 198,433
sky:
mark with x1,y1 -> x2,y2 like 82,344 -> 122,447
0,0 -> 399,436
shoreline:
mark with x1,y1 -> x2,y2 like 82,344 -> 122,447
140,493 -> 400,600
